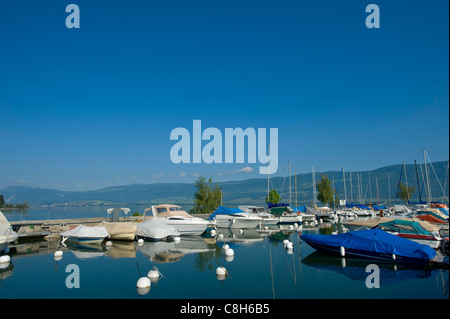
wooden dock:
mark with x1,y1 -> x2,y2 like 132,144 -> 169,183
10,216 -> 143,239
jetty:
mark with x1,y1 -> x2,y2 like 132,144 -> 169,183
9,216 -> 143,239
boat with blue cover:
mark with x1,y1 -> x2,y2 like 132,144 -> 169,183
301,229 -> 437,264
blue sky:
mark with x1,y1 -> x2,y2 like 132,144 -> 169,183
0,0 -> 448,190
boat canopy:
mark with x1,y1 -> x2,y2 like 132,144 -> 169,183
151,204 -> 193,218
0,210 -> 18,243
270,206 -> 292,216
345,203 -> 373,210
301,229 -> 436,261
377,219 -> 432,235
208,206 -> 244,220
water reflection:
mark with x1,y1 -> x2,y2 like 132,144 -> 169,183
302,251 -> 436,285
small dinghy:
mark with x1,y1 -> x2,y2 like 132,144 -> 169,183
60,225 -> 109,244
301,229 -> 436,264
136,217 -> 180,241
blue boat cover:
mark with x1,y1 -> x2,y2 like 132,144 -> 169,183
292,206 -> 307,213
301,229 -> 436,261
268,202 -> 290,208
345,203 -> 373,210
208,206 -> 244,220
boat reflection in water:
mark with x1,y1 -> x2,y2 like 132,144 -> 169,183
302,251 -> 436,285
137,236 -> 215,263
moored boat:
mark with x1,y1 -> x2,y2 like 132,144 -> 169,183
144,204 -> 210,236
136,216 -> 180,241
60,225 -> 109,244
209,206 -> 263,229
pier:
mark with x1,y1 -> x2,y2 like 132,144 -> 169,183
9,216 -> 143,239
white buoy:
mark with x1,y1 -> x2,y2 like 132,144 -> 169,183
340,246 -> 345,257
53,250 -> 63,261
174,236 -> 181,243
294,223 -> 298,228
264,226 -> 268,230
105,241 -> 113,246
283,239 -> 289,246
286,242 -> 293,249
0,255 -> 11,264
216,266 -> 227,276
210,229 -> 217,236
287,248 -> 293,255
147,267 -> 160,283
136,277 -> 151,289
137,238 -> 144,245
225,248 -> 234,257
392,254 -> 396,260
218,233 -> 224,239
223,244 -> 230,250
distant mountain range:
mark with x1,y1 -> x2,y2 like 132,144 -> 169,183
1,161 -> 448,207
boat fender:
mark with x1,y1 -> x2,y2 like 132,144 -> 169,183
0,255 -> 11,264
105,241 -> 113,246
286,242 -> 293,249
174,236 -> 181,243
54,250 -> 63,258
340,246 -> 345,257
223,244 -> 230,250
210,229 -> 217,237
283,239 -> 289,246
392,254 -> 396,260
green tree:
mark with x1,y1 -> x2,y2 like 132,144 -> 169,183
0,195 -> 4,207
316,174 -> 334,207
191,176 -> 221,214
265,189 -> 281,204
396,182 -> 416,202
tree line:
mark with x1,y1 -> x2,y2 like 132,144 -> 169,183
0,195 -> 30,209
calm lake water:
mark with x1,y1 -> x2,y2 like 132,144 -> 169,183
1,207 -> 448,299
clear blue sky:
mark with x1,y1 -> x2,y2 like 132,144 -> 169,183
0,0 -> 448,190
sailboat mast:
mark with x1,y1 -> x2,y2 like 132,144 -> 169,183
289,160 -> 291,206
414,160 -> 422,202
295,170 -> 298,207
424,150 -> 431,203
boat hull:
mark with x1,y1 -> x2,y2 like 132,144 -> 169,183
161,218 -> 209,235
63,236 -> 106,244
215,215 -> 262,229
304,241 -> 431,264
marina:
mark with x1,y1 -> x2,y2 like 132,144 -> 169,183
1,204 -> 448,299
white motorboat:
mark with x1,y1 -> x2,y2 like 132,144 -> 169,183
1,211 -> 18,253
238,206 -> 279,225
209,206 -> 263,229
144,204 -> 210,236
269,205 -> 302,224
60,225 -> 109,244
136,216 -> 180,241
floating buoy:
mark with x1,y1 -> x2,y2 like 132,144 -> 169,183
105,241 -> 113,246
0,255 -> 11,264
289,225 -> 294,230
223,244 -> 230,250
294,223 -> 298,228
53,251 -> 63,261
225,248 -> 234,257
216,266 -> 227,276
174,236 -> 181,243
218,233 -> 224,239
287,248 -> 293,255
340,246 -> 345,257
210,229 -> 217,236
147,267 -> 161,283
264,226 -> 268,230
216,266 -> 228,280
286,242 -> 293,249
137,238 -> 144,245
283,239 -> 289,246
392,254 -> 396,260
136,277 -> 151,288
